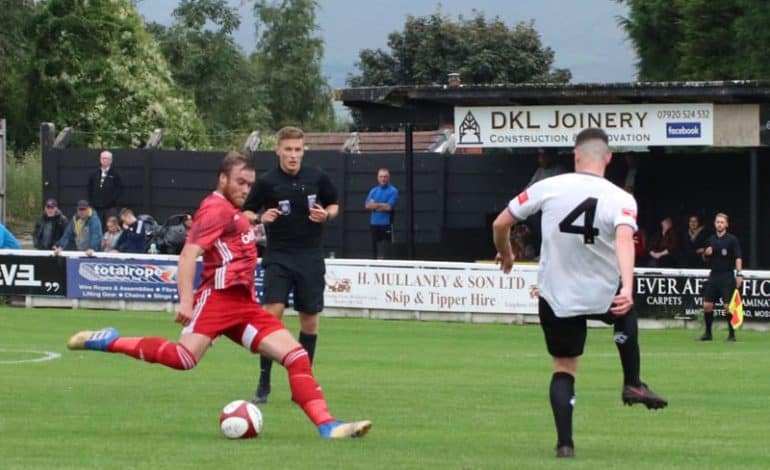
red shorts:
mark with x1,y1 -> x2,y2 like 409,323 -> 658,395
182,286 -> 285,352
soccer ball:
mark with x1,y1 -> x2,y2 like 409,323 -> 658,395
219,400 -> 263,439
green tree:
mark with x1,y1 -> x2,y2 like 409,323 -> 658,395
617,0 -> 770,81
252,0 -> 336,130
0,0 -> 40,154
614,0 -> 683,81
676,1 -> 743,80
148,0 -> 271,148
733,1 -> 770,78
27,0 -> 208,149
348,9 -> 571,87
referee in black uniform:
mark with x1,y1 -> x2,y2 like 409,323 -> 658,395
243,126 -> 339,404
699,212 -> 743,342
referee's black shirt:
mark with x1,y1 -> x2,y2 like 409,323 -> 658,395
705,233 -> 742,274
243,165 -> 338,251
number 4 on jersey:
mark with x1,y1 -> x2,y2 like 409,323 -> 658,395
558,197 -> 599,244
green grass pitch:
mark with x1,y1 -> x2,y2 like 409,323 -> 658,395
1,307 -> 769,469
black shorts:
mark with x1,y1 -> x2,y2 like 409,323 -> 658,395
538,297 -> 619,358
262,249 -> 325,314
703,272 -> 735,304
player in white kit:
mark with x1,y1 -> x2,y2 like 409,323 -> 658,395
493,128 -> 667,459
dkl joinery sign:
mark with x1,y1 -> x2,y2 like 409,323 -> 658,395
454,103 -> 714,148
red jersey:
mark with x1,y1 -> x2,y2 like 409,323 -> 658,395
186,192 -> 257,293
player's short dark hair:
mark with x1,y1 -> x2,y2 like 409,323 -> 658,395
575,128 -> 609,147
276,126 -> 305,143
219,151 -> 254,176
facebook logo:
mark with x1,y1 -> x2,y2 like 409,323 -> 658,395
666,122 -> 701,138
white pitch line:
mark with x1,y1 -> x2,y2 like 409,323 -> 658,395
0,349 -> 62,364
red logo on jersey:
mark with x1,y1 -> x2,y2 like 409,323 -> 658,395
517,191 -> 529,205
622,208 -> 637,220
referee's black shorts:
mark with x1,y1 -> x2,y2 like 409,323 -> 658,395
262,248 -> 325,314
538,297 -> 620,358
703,271 -> 736,304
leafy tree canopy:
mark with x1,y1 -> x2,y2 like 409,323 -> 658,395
348,9 -> 571,87
148,0 -> 271,148
28,0 -> 208,149
252,0 -> 337,131
0,0 -> 41,153
617,0 -> 770,81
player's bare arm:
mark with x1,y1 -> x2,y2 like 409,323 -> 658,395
611,224 -> 635,315
736,257 -> 744,287
492,208 -> 517,274
176,242 -> 204,326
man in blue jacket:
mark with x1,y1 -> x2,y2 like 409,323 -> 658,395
0,222 -> 21,249
54,200 -> 102,256
364,168 -> 399,259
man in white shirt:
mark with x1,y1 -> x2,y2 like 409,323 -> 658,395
493,128 -> 667,459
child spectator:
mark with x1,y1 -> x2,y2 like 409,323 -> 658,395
102,216 -> 122,252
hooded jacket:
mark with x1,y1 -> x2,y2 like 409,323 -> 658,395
56,208 -> 102,251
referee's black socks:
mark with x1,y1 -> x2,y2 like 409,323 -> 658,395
259,355 -> 273,385
704,311 -> 714,336
550,372 -> 575,449
299,332 -> 317,364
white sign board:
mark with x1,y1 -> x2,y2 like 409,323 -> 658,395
454,103 -> 714,147
324,260 -> 539,314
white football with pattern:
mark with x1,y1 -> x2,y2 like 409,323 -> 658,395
219,400 -> 263,439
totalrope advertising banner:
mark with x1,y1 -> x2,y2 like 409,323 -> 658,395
66,258 -> 183,301
454,103 -> 714,147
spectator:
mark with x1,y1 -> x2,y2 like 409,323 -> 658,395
633,226 -> 647,267
115,208 -> 151,253
102,216 -> 122,252
54,199 -> 102,256
527,148 -> 567,188
152,213 -> 192,255
510,223 -> 536,261
33,198 -> 69,250
0,222 -> 21,249
526,149 -> 567,257
647,216 -> 679,268
87,150 -> 123,228
364,168 -> 399,259
681,214 -> 710,268
622,152 -> 638,194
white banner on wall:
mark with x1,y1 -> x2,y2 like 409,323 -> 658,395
324,260 -> 539,314
454,103 -> 714,147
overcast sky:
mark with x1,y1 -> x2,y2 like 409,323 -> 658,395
137,0 -> 638,88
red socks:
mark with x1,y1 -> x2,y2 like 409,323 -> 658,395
282,347 -> 334,425
107,337 -> 197,370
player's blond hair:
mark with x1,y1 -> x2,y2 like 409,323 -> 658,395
276,126 -> 305,143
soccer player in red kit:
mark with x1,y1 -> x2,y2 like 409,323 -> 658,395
67,152 -> 371,439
